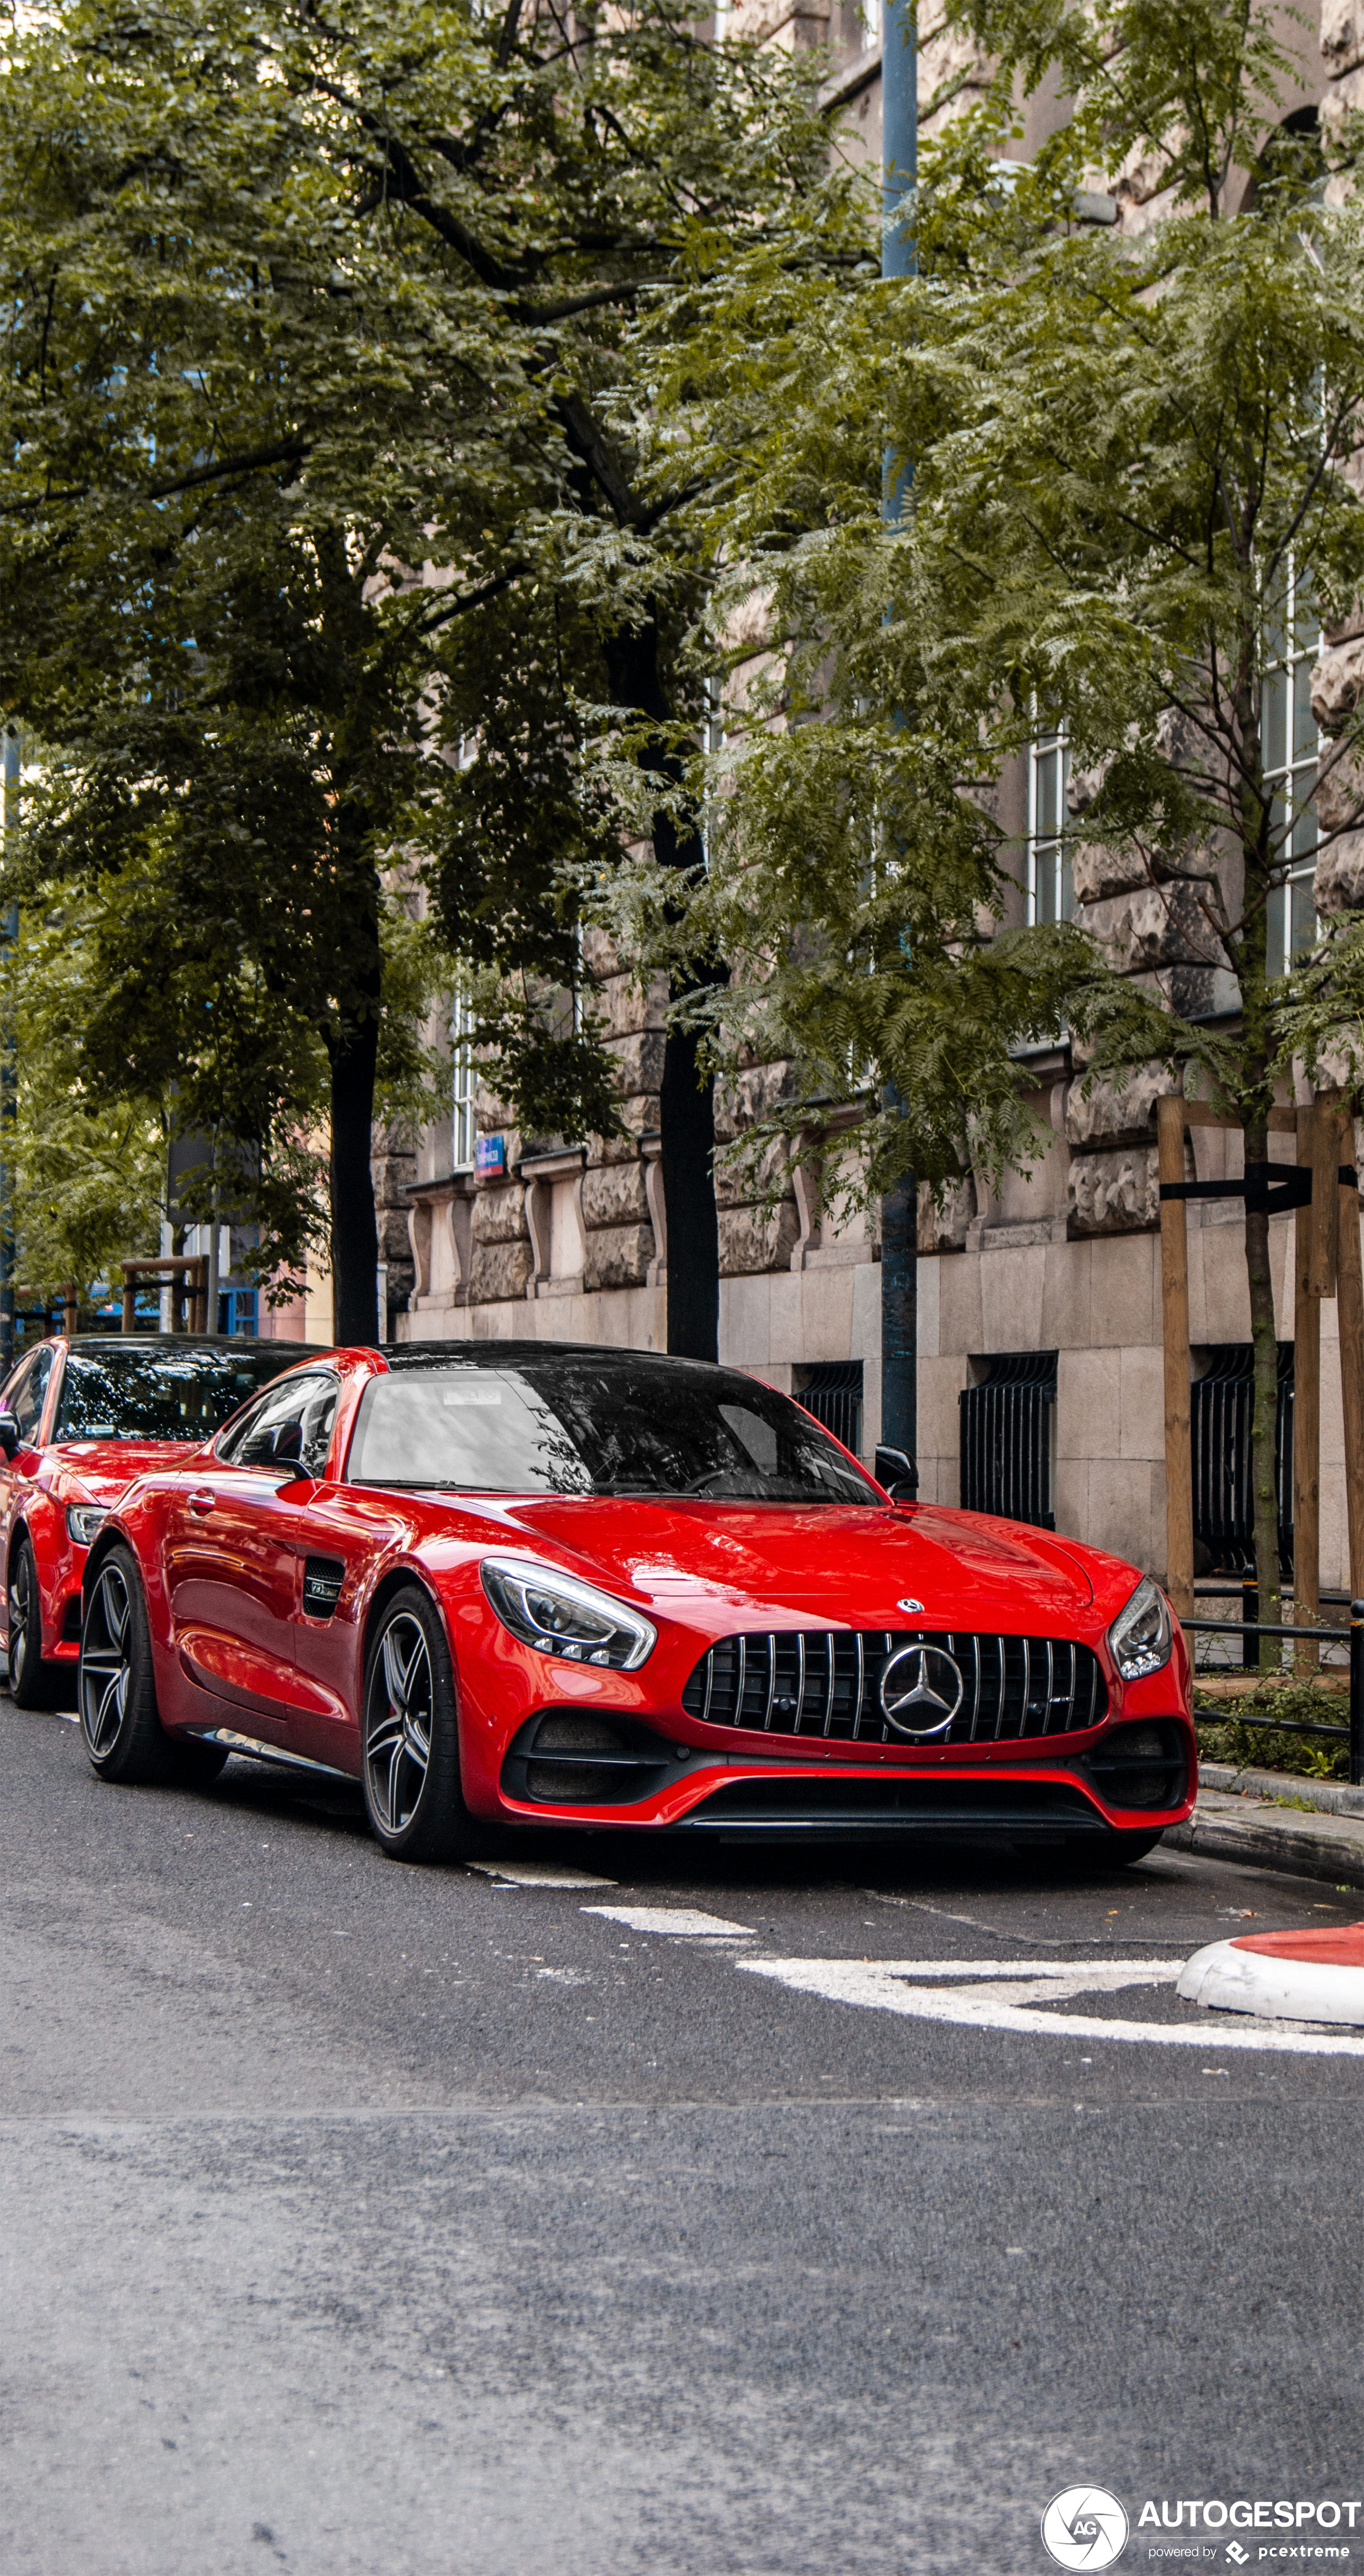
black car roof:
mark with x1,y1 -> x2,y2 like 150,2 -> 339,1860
63,1335 -> 325,1355
379,1340 -> 744,1379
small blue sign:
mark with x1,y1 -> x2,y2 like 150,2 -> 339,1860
476,1134 -> 506,1176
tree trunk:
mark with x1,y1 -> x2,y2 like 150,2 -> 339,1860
659,1022 -> 720,1361
1243,1131 -> 1283,1672
326,844 -> 383,1348
601,622 -> 722,1363
1231,640 -> 1281,1673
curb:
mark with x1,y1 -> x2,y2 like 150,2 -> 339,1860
1198,1763 -> 1364,1820
1178,1924 -> 1364,2025
1168,1788 -> 1364,1889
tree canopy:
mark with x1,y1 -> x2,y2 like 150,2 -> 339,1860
637,0 -> 1364,1617
0,0 -> 836,1343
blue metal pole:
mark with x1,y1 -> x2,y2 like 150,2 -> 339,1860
878,0 -> 918,1469
881,0 -> 917,285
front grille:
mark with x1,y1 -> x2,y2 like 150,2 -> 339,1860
680,1630 -> 1107,1746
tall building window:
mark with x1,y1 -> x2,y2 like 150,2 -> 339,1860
452,995 -> 477,1170
1263,568 -> 1320,978
1028,721 -> 1074,923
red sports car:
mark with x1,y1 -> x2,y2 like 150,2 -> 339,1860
76,1341 -> 1195,1862
1,1334 -> 324,1706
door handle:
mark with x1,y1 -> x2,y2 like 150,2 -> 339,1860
187,1490 -> 216,1517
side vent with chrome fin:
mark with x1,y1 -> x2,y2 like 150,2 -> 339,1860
302,1557 -> 345,1619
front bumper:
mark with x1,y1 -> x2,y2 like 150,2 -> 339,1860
490,1711 -> 1194,1842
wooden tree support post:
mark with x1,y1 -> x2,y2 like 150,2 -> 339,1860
1158,1095 -> 1194,1620
1337,1104 -> 1364,1601
1294,1103 -> 1322,1673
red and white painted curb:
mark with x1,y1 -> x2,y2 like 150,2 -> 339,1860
1178,1923 -> 1364,2025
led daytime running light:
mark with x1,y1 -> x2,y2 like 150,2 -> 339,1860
481,1555 -> 656,1671
1106,1576 -> 1173,1681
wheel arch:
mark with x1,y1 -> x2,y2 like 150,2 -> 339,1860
6,1511 -> 35,1596
359,1561 -> 454,1683
81,1522 -> 133,1610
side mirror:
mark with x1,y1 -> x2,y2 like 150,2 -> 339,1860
0,1413 -> 20,1461
269,1419 -> 303,1468
875,1444 -> 919,1501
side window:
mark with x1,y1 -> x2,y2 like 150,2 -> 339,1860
9,1349 -> 52,1444
299,1380 -> 338,1479
219,1374 -> 338,1474
1,1355 -> 38,1438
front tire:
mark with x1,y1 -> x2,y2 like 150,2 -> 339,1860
79,1544 -> 225,1786
8,1535 -> 58,1710
361,1586 -> 480,1863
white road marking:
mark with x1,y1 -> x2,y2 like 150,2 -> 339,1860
735,1955 -> 1364,2053
583,1905 -> 755,1940
467,1862 -> 616,1888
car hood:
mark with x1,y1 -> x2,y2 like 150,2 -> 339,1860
477,1496 -> 1102,1629
47,1438 -> 205,1503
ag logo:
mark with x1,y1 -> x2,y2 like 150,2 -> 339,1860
879,1642 -> 963,1738
1041,2487 -> 1129,2571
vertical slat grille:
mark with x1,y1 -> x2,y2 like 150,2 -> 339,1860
796,1360 -> 864,1457
959,1352 -> 1057,1529
1191,1342 -> 1294,1579
681,1629 -> 1107,1743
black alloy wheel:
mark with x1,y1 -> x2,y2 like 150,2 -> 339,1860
7,1536 -> 57,1710
79,1543 -> 226,1786
361,1584 -> 480,1863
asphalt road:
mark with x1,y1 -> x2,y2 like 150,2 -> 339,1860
3,1696 -> 1362,2576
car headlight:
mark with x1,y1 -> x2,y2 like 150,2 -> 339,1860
66,1504 -> 108,1547
481,1555 -> 656,1670
1106,1576 -> 1173,1681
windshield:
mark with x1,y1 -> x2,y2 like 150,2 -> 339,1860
55,1344 -> 316,1443
345,1359 -> 876,1504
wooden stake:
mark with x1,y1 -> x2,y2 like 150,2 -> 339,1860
1158,1096 -> 1194,1620
1310,1094 -> 1340,1299
1293,1102 -> 1321,1672
1337,1105 -> 1364,1598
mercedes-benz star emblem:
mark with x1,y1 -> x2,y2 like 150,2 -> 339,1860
896,1597 -> 925,1615
880,1642 -> 964,1739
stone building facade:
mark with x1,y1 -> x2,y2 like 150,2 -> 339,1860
394,0 -> 1364,1597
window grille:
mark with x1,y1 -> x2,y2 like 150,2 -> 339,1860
796,1360 -> 864,1457
1028,725 -> 1073,925
959,1351 -> 1057,1528
1191,1343 -> 1294,1578
1263,569 -> 1321,978
452,995 -> 477,1171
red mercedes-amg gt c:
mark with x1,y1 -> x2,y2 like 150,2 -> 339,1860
1,1334 -> 323,1706
76,1341 -> 1195,1862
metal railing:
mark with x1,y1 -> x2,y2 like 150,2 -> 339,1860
1181,1598 -> 1364,1785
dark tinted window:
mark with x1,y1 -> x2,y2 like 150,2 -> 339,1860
54,1344 -> 314,1443
345,1359 -> 875,1504
218,1373 -> 338,1475
8,1348 -> 52,1444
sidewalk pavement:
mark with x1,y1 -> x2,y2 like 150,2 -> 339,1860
1169,1762 -> 1364,1889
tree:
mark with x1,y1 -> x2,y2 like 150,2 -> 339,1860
641,0 -> 1364,1634
0,0 -> 835,1355
4,889 -> 166,1307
